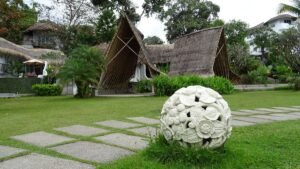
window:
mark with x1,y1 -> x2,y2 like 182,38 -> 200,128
284,20 -> 292,24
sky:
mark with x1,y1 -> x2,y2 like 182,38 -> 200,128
25,0 -> 292,42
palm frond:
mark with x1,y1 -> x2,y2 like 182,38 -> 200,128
278,3 -> 300,16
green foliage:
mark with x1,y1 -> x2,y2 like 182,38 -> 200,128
32,84 -> 62,96
294,77 -> 300,90
241,66 -> 270,84
0,0 -> 38,43
144,135 -> 226,166
153,0 -> 220,41
144,36 -> 164,45
224,20 -> 249,46
152,75 -> 234,96
278,0 -> 300,16
227,45 -> 261,75
96,9 -> 117,43
249,26 -> 277,60
5,60 -> 24,76
91,0 -> 141,22
273,65 -> 294,83
133,80 -> 153,93
270,25 -> 300,73
0,78 -> 41,93
58,45 -> 105,98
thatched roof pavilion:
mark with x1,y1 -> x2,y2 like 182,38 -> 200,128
97,23 -> 238,87
100,14 -> 160,90
24,23 -> 59,33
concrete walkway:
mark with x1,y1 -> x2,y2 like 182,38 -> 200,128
1,105 -> 300,168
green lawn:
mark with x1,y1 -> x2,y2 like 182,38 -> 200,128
0,90 -> 300,168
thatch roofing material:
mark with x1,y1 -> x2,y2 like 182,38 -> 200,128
0,47 -> 31,60
0,37 -> 65,65
24,23 -> 59,33
169,27 -> 221,76
100,14 -> 160,89
146,44 -> 174,64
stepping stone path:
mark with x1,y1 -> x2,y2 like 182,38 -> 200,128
231,120 -> 256,126
0,145 -> 26,159
233,116 -> 273,124
51,141 -> 133,163
272,107 -> 300,111
255,108 -> 290,113
11,131 -> 74,147
95,133 -> 148,150
127,117 -> 160,125
0,153 -> 95,169
55,125 -> 109,136
128,126 -> 159,138
95,120 -> 140,129
2,106 -> 300,168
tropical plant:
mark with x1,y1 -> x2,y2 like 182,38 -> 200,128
278,0 -> 300,16
58,46 -> 105,98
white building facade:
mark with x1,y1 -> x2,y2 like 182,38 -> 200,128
247,14 -> 298,56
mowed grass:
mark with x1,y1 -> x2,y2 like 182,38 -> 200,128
0,90 -> 300,168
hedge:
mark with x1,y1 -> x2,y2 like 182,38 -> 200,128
0,78 -> 42,93
152,75 -> 234,96
32,84 -> 62,96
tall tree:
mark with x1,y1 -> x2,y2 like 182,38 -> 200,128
144,0 -> 220,41
224,20 -> 249,46
271,24 -> 300,72
95,9 -> 117,43
249,26 -> 277,62
91,0 -> 140,22
0,0 -> 37,43
144,36 -> 164,45
278,0 -> 300,16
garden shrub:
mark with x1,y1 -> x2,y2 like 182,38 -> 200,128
152,75 -> 234,96
133,80 -> 153,93
32,84 -> 62,96
273,65 -> 293,83
294,78 -> 300,90
241,65 -> 269,84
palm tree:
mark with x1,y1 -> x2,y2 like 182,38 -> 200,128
278,0 -> 300,16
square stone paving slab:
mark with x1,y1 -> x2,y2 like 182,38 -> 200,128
270,113 -> 300,119
55,125 -> 109,136
231,120 -> 256,127
255,108 -> 290,113
95,133 -> 148,150
11,131 -> 75,147
51,141 -> 133,163
252,115 -> 296,121
128,126 -> 159,138
289,112 -> 300,116
272,107 -> 300,112
231,111 -> 251,116
0,153 -> 94,169
127,117 -> 160,125
238,109 -> 270,115
95,120 -> 140,129
234,116 -> 273,124
0,145 -> 26,159
291,106 -> 300,109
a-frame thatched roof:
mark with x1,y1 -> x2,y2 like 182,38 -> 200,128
146,27 -> 238,80
100,14 -> 160,89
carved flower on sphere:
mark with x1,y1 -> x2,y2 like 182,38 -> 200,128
160,86 -> 232,149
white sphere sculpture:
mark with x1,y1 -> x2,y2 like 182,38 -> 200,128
160,86 -> 232,149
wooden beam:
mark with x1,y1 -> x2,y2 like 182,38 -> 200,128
117,36 -> 140,57
107,36 -> 135,66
